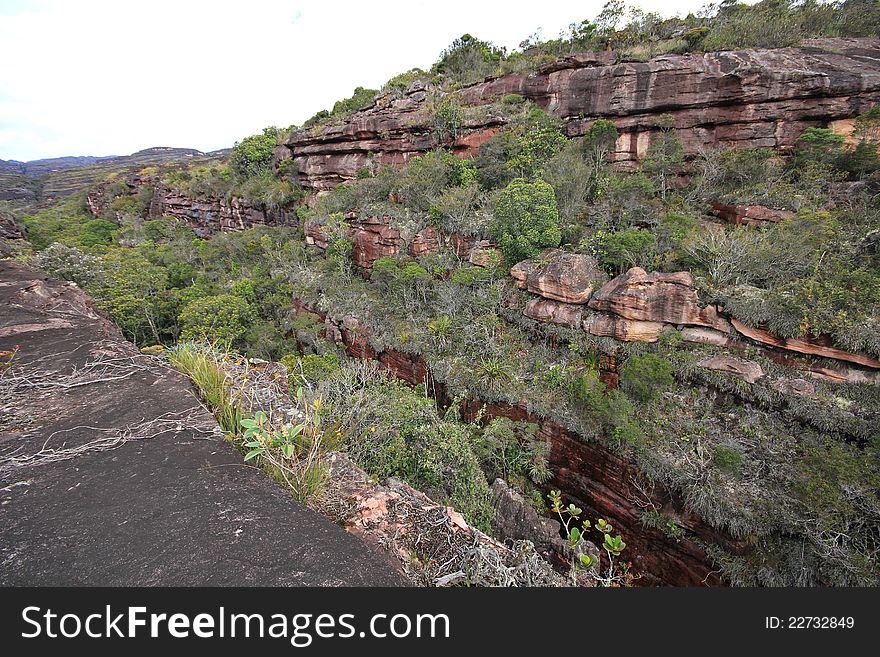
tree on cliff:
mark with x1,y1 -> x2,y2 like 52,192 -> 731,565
230,127 -> 279,180
490,178 -> 561,264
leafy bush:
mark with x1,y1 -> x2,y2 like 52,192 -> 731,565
490,178 -> 561,263
433,96 -> 464,143
178,294 -> 255,346
230,127 -> 279,180
32,243 -> 104,288
589,228 -> 657,274
433,33 -> 505,86
331,86 -> 378,116
620,353 -> 674,403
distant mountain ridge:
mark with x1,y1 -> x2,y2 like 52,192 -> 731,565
0,146 -> 230,204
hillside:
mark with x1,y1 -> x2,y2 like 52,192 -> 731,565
0,147 -> 229,205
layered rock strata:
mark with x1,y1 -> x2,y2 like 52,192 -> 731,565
278,39 -> 880,190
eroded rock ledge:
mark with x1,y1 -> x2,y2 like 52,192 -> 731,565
277,38 -> 880,190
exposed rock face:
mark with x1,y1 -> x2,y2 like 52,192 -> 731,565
350,216 -> 401,268
698,354 -> 765,384
87,174 -> 295,237
708,201 -> 797,225
0,209 -> 23,240
325,454 -> 565,586
584,313 -> 665,342
408,225 -> 439,256
511,250 -> 607,304
730,319 -> 880,369
523,298 -> 584,328
589,267 -> 728,330
771,377 -> 817,398
278,39 -> 880,190
491,478 -> 592,568
681,326 -> 737,348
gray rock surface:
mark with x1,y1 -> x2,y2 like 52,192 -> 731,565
0,261 -> 406,586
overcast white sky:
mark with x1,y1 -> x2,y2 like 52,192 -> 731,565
0,0 -> 718,161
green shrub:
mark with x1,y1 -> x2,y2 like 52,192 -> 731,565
281,353 -> 341,388
490,178 -> 560,263
433,96 -> 465,143
331,86 -> 378,116
433,33 -> 505,86
713,446 -> 744,474
178,294 -> 255,346
230,127 -> 279,180
589,228 -> 657,274
620,353 -> 674,403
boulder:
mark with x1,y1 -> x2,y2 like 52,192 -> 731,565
771,377 -> 817,398
589,267 -> 728,330
491,479 -> 588,565
523,298 -> 584,329
584,313 -> 664,342
511,249 -> 607,304
708,201 -> 797,226
698,355 -> 765,384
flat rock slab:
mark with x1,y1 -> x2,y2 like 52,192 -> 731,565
0,261 -> 406,586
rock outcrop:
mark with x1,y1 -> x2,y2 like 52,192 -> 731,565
87,174 -> 295,237
523,298 -> 584,328
730,318 -> 880,369
278,39 -> 880,190
698,354 -> 765,384
588,268 -> 729,330
511,249 -> 607,304
708,201 -> 797,225
325,455 -> 565,586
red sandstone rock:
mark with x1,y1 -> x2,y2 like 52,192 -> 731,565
378,349 -> 429,386
730,319 -> 880,369
680,326 -> 737,348
589,267 -> 729,330
511,249 -> 607,304
584,313 -> 664,342
698,354 -> 765,384
468,240 -> 503,267
408,226 -> 439,256
304,219 -> 330,249
278,39 -> 880,190
349,216 -> 401,268
708,201 -> 797,225
523,298 -> 584,328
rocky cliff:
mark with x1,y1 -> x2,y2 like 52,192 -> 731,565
87,173 -> 295,236
277,38 -> 880,190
